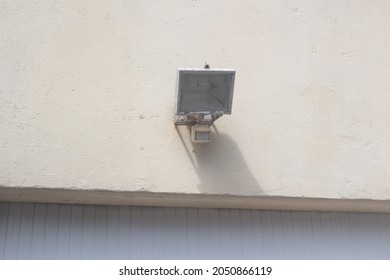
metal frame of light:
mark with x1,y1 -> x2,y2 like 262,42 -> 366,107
174,67 -> 236,127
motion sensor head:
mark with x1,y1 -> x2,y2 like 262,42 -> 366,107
191,125 -> 211,143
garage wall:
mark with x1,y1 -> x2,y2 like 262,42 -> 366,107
1,202 -> 390,259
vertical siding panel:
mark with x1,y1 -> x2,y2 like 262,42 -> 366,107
163,208 -> 176,259
81,205 -> 95,259
0,202 -> 10,259
197,208 -> 210,259
366,213 -> 390,259
56,204 -> 72,259
186,208 -> 199,259
309,212 -> 325,259
240,210 -> 254,259
17,203 -> 34,259
117,206 -> 131,259
94,205 -> 107,259
249,209 -> 263,259
361,213 -> 378,259
279,211 -> 295,259
129,207 -> 142,259
343,212 -> 359,258
208,209 -> 221,259
290,211 -> 306,259
152,207 -> 166,259
299,211 -> 317,259
141,207 -> 154,259
43,204 -> 59,259
320,211 -> 349,259
69,205 -> 83,259
348,212 -> 371,259
318,212 -> 334,259
260,211 -> 275,259
4,203 -> 22,259
379,213 -> 390,258
229,209 -> 243,259
30,204 -> 47,259
219,209 -> 232,258
269,211 -> 286,259
174,208 -> 188,259
324,212 -> 341,259
106,206 -> 119,259
381,213 -> 390,256
330,212 -> 354,259
360,213 -> 383,259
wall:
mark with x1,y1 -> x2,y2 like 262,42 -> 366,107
1,1 -> 390,211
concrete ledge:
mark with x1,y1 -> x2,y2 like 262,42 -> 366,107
2,186 -> 390,213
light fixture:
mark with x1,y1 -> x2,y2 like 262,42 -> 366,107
174,65 -> 236,143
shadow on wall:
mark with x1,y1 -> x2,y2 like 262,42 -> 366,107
176,125 -> 262,195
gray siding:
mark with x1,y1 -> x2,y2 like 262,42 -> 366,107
1,202 -> 390,259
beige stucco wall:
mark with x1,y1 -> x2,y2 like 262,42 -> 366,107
1,0 -> 390,211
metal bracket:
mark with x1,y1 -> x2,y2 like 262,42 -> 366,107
174,113 -> 223,126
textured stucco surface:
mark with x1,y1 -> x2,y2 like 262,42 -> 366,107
1,1 -> 390,210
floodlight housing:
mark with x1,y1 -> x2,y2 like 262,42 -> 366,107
175,67 -> 235,126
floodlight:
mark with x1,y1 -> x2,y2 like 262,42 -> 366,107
175,68 -> 236,125
174,65 -> 235,143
